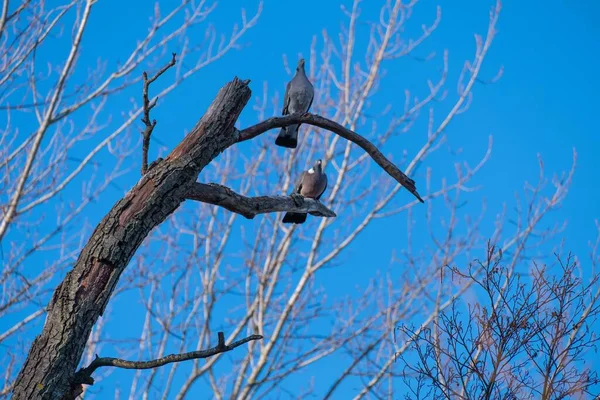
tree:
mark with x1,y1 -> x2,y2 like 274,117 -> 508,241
398,246 -> 600,399
1,0 -> 596,399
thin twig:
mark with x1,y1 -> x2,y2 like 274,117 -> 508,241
141,52 -> 177,175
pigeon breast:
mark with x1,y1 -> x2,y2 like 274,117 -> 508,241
287,75 -> 313,114
300,171 -> 327,199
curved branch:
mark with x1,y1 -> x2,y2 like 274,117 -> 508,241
238,113 -> 424,203
73,332 -> 263,386
185,182 -> 337,219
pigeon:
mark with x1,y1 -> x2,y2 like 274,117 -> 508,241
282,159 -> 328,224
275,58 -> 314,149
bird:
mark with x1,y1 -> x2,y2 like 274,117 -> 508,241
275,58 -> 314,149
282,159 -> 328,224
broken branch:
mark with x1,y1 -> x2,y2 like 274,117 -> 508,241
185,182 -> 337,219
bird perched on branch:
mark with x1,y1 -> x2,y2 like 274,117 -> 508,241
275,58 -> 314,149
283,159 -> 328,224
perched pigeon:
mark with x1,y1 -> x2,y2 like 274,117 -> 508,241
282,159 -> 328,224
275,59 -> 314,149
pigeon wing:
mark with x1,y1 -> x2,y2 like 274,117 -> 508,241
294,171 -> 306,194
282,81 -> 292,115
315,172 -> 327,200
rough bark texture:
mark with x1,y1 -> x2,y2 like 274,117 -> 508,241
12,78 -> 252,400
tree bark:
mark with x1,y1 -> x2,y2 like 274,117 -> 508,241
12,78 -> 252,400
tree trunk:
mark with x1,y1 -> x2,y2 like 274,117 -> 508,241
12,78 -> 251,400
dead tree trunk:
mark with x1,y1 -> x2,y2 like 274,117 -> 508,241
12,78 -> 252,400
12,68 -> 423,398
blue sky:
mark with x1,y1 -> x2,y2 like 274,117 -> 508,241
91,0 -> 600,257
2,0 -> 600,398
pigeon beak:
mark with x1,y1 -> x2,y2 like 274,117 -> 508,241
298,59 -> 305,69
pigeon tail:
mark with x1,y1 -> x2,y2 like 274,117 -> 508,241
275,125 -> 298,149
282,211 -> 307,224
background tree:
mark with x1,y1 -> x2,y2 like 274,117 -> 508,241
399,247 -> 600,399
1,0 -> 598,399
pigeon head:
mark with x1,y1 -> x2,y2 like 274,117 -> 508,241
314,159 -> 323,172
297,58 -> 306,71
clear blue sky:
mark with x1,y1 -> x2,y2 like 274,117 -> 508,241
2,0 -> 600,398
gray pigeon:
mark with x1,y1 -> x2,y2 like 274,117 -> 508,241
275,59 -> 314,149
282,159 -> 328,224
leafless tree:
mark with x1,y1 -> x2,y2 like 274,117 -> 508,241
1,0 -> 594,399
398,244 -> 600,399
0,0 -> 262,397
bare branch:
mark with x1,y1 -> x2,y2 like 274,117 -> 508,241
238,113 -> 425,203
141,52 -> 177,175
0,0 -> 94,242
73,332 -> 263,386
185,182 -> 337,219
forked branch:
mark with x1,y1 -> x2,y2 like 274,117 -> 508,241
238,113 -> 424,203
